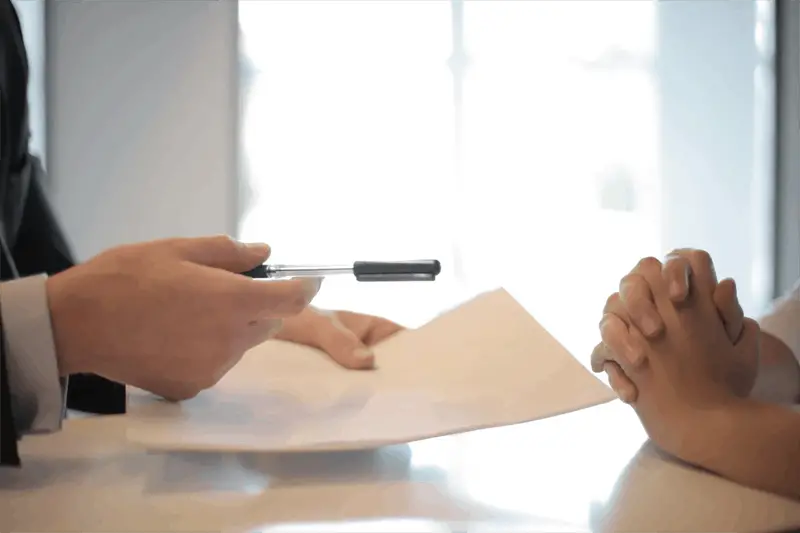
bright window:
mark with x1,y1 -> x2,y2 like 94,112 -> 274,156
239,0 -> 774,354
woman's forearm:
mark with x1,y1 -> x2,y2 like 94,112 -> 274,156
751,332 -> 800,405
677,400 -> 800,500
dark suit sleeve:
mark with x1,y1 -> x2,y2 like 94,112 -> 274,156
1,312 -> 21,466
12,157 -> 126,415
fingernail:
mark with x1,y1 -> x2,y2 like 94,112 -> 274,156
354,348 -> 374,360
353,348 -> 375,369
669,280 -> 685,300
301,277 -> 323,299
244,242 -> 271,254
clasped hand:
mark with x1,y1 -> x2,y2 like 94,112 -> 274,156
590,250 -> 760,455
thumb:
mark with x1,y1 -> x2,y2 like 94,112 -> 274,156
168,235 -> 271,272
736,317 -> 761,353
730,317 -> 760,397
714,278 -> 744,343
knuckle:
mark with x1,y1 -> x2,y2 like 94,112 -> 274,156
665,247 -> 693,260
213,234 -> 239,252
691,249 -> 713,267
634,256 -> 662,276
590,343 -> 608,371
663,253 -> 689,271
619,273 -> 645,291
599,316 -> 619,339
600,320 -> 629,351
104,243 -> 141,262
619,276 -> 650,306
666,248 -> 684,257
286,294 -> 313,315
603,292 -> 621,313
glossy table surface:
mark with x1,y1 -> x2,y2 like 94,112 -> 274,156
3,399 -> 800,533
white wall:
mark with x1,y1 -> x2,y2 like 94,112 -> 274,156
657,0 -> 773,313
47,0 -> 239,260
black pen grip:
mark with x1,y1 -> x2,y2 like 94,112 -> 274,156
353,260 -> 441,281
241,264 -> 268,278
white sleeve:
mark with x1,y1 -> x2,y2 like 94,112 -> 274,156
759,279 -> 800,363
0,274 -> 66,434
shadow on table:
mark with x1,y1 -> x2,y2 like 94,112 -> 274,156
239,443 -> 418,484
140,443 -> 429,495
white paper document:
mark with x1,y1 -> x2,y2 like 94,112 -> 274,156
125,288 -> 617,452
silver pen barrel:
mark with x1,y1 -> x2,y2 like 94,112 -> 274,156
242,260 -> 440,281
264,264 -> 353,279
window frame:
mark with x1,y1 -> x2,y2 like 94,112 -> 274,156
775,0 -> 800,296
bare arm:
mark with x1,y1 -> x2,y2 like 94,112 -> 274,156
678,400 -> 800,500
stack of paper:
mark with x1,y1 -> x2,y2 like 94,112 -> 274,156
125,288 -> 617,452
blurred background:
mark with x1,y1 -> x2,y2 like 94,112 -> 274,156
23,0 -> 798,362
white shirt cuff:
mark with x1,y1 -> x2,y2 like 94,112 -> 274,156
0,274 -> 66,434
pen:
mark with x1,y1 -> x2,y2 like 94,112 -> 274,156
241,260 -> 441,282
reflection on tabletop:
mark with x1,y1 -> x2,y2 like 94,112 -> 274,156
4,400 -> 800,532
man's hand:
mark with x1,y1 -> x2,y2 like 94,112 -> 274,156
595,254 -> 761,459
46,236 -> 321,401
591,249 -> 757,402
275,307 -> 404,369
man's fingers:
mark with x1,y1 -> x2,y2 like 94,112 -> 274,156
279,310 -> 376,370
714,278 -> 744,343
240,277 -> 323,318
319,314 -> 376,369
619,274 -> 663,338
661,253 -> 692,302
336,311 -> 405,345
169,235 -> 272,272
242,318 -> 284,350
604,361 -> 638,404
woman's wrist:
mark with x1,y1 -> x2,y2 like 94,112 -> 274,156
662,397 -> 755,468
